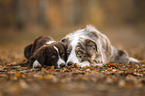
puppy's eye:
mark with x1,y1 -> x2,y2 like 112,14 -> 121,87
51,55 -> 56,59
77,50 -> 83,58
77,50 -> 83,55
67,50 -> 71,54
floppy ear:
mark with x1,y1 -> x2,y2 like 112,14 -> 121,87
33,46 -> 46,66
85,39 -> 98,54
24,43 -> 33,59
60,42 -> 67,50
60,37 -> 69,45
33,36 -> 43,44
34,36 -> 54,45
85,39 -> 99,63
60,42 -> 67,62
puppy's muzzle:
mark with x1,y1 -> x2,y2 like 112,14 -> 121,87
67,61 -> 73,66
60,63 -> 66,68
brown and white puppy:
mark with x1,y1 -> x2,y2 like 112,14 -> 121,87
61,25 -> 139,67
24,36 -> 66,68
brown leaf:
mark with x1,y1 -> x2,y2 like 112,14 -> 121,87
107,68 -> 112,71
15,71 -> 22,78
38,75 -> 45,80
90,66 -> 94,70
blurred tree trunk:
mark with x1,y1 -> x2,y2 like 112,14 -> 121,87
0,0 -> 16,31
15,0 -> 27,30
72,0 -> 85,25
15,0 -> 49,30
133,0 -> 145,34
0,0 -> 145,31
134,0 -> 145,25
37,0 -> 49,28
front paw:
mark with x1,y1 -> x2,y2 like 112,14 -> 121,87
33,60 -> 42,68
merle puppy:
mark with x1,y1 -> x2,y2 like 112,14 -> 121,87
61,25 -> 139,67
24,36 -> 67,68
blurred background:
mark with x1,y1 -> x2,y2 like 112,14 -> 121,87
0,0 -> 145,60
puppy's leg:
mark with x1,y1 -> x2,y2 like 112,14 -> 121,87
111,47 -> 140,64
129,57 -> 139,63
32,60 -> 42,68
111,47 -> 129,64
28,56 -> 42,68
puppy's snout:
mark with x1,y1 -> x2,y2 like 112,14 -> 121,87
60,63 -> 66,68
67,62 -> 73,66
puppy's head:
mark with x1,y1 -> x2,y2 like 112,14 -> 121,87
30,42 -> 66,68
61,37 -> 103,67
61,25 -> 113,67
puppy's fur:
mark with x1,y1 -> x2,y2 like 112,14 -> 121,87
61,25 -> 139,67
24,36 -> 54,60
24,36 -> 66,68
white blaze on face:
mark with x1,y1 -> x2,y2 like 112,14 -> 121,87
66,37 -> 81,66
33,60 -> 42,68
53,46 -> 65,68
46,41 -> 55,45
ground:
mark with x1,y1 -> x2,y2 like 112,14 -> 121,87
0,27 -> 145,96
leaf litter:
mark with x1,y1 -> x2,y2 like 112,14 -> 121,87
0,45 -> 145,96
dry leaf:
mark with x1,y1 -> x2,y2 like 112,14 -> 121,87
15,71 -> 22,78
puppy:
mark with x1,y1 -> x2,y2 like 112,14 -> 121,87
24,36 -> 66,68
61,25 -> 139,67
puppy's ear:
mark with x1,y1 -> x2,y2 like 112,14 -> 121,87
60,37 -> 69,45
34,46 -> 46,65
34,36 -> 43,43
85,39 -> 99,63
24,43 -> 33,59
45,36 -> 55,41
34,36 -> 54,44
30,36 -> 43,55
85,39 -> 98,53
61,42 -> 66,49
60,42 -> 67,61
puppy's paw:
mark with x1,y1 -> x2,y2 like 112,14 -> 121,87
33,60 -> 42,68
91,63 -> 103,66
79,61 -> 90,68
129,57 -> 139,63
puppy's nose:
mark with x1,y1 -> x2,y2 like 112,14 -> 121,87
67,62 -> 73,66
60,63 -> 66,68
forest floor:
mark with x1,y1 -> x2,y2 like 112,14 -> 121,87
0,26 -> 145,96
